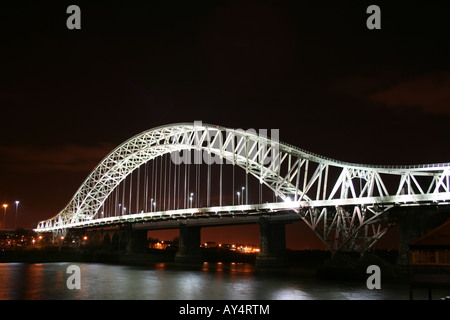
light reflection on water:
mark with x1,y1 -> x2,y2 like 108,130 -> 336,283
0,262 -> 447,300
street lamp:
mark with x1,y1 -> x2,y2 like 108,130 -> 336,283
237,192 -> 240,206
2,204 -> 8,229
15,201 -> 19,230
241,187 -> 245,205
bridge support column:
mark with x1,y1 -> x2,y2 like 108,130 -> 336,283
175,225 -> 202,264
256,217 -> 287,267
126,229 -> 148,254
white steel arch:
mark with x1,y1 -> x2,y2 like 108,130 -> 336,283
35,122 -> 450,251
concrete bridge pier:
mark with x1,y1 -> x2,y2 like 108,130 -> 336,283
175,224 -> 202,263
126,228 -> 148,254
256,217 -> 287,267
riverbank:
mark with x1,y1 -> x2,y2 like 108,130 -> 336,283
0,247 -> 401,277
0,247 -> 331,264
0,248 -> 175,264
316,251 -> 402,281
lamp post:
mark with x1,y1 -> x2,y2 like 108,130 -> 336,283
2,204 -> 8,229
15,201 -> 19,230
237,192 -> 240,206
242,187 -> 245,205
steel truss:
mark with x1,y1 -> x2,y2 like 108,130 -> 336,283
35,122 -> 450,253
299,205 -> 394,253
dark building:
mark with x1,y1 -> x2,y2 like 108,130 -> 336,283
408,219 -> 450,299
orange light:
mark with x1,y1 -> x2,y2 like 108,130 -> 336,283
83,236 -> 88,241
2,204 -> 7,209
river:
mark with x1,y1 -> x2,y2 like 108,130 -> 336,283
0,262 -> 447,300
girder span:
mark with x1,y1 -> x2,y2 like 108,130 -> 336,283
36,122 -> 450,244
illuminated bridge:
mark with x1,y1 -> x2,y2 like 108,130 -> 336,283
35,122 -> 450,264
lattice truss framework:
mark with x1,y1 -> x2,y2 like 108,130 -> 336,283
36,122 -> 450,252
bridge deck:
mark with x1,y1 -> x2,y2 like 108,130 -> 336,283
35,202 -> 301,232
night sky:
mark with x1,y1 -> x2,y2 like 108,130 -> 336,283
1,1 -> 449,249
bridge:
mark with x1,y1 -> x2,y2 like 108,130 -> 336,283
35,122 -> 450,264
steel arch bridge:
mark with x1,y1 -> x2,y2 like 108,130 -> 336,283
35,122 -> 450,253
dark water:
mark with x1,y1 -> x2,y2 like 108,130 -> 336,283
0,262 -> 447,300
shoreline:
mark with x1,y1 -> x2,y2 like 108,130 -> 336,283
0,248 -> 409,282
0,247 -> 331,265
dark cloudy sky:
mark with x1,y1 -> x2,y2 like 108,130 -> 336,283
0,1 -> 449,249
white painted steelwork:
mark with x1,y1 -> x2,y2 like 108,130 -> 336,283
35,122 -> 450,252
